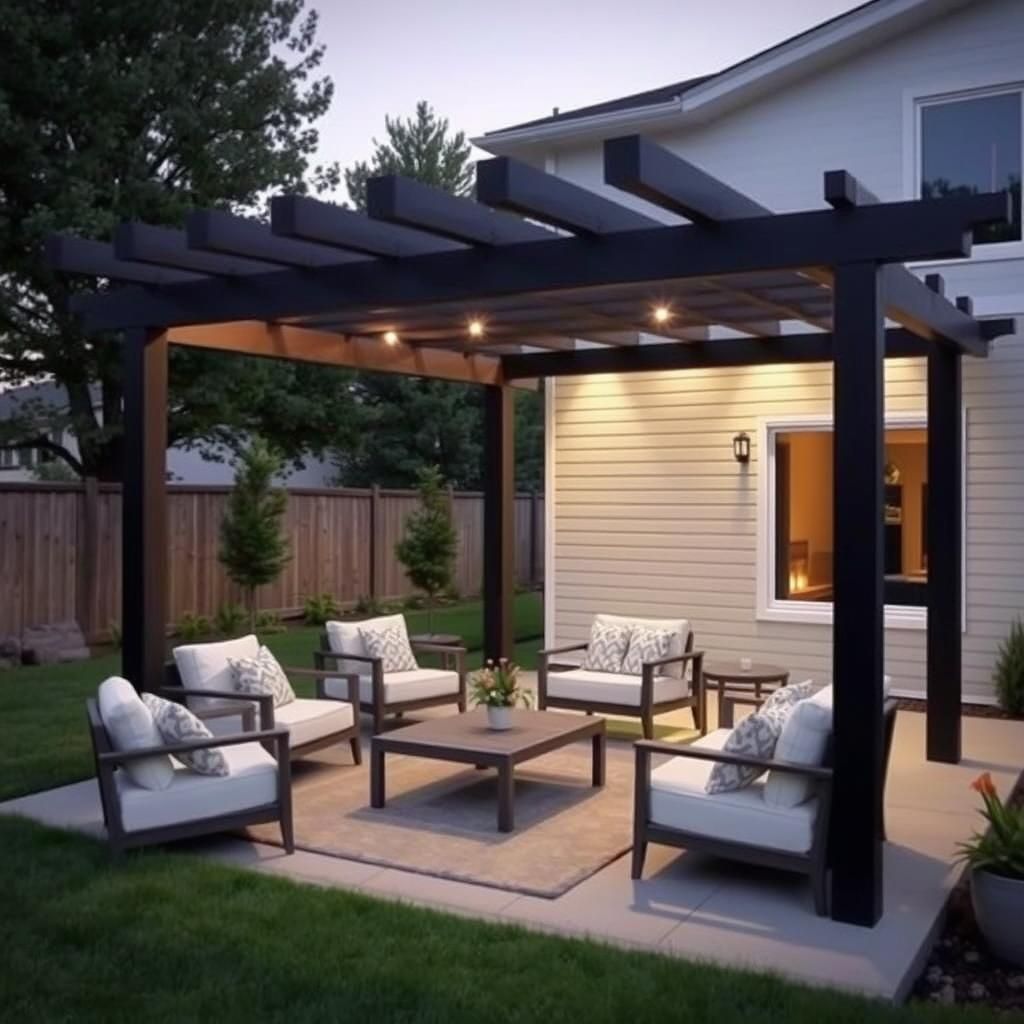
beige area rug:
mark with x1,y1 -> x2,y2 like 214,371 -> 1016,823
246,731 -> 688,898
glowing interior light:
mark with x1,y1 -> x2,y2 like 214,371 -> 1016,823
383,330 -> 399,345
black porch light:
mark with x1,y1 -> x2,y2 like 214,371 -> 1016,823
733,431 -> 751,464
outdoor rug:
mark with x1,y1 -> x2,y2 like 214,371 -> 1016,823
246,725 -> 694,898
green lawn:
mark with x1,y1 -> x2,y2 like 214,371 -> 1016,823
0,594 -> 542,803
0,816 -> 996,1024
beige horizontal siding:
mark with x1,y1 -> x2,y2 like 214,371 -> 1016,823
550,345 -> 1024,703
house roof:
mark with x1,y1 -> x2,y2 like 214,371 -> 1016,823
477,0 -> 973,152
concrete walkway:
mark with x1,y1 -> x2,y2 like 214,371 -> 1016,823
3,701 -> 1021,1002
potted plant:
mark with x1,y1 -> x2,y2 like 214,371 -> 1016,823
958,773 -> 1024,966
469,659 -> 531,730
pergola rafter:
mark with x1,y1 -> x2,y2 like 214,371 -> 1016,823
47,134 -> 1017,930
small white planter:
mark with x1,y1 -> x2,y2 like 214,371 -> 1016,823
486,705 -> 514,731
971,868 -> 1024,966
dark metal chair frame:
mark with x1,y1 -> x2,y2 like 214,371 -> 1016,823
537,632 -> 706,739
86,694 -> 294,856
163,662 -> 362,764
631,695 -> 899,915
315,633 -> 467,735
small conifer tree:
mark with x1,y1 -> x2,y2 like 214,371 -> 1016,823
396,466 -> 457,635
994,618 -> 1024,715
219,439 -> 291,632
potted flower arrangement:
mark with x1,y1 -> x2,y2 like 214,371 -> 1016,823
469,659 -> 531,730
958,773 -> 1024,966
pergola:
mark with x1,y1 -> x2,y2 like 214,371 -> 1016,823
50,135 -> 1015,927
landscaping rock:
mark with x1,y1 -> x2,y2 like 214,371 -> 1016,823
21,621 -> 90,665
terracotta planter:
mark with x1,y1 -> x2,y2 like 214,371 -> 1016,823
971,868 -> 1024,966
486,705 -> 513,731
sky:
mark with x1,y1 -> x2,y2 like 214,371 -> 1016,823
311,0 -> 867,202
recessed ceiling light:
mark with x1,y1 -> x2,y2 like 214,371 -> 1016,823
652,305 -> 671,324
383,330 -> 399,345
468,319 -> 485,338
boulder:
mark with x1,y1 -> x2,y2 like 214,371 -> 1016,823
21,621 -> 90,665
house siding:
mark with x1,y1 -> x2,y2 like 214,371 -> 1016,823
537,0 -> 1024,702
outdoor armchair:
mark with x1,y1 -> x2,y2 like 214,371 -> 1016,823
167,635 -> 361,764
317,614 -> 466,734
537,614 -> 706,739
87,692 -> 293,856
631,692 -> 898,916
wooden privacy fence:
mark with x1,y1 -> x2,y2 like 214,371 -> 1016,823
0,483 -> 544,641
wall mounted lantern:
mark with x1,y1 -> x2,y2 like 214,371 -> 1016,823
733,431 -> 751,464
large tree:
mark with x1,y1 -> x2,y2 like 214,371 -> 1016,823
0,1 -> 354,480
338,102 -> 542,491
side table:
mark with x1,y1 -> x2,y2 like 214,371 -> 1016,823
703,661 -> 790,727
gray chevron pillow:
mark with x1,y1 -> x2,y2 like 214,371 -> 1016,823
359,623 -> 418,672
621,626 -> 675,675
229,645 -> 295,708
582,620 -> 631,673
705,709 -> 783,794
142,693 -> 229,777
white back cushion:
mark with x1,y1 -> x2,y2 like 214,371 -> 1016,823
173,634 -> 260,713
97,676 -> 174,791
595,614 -> 690,678
326,614 -> 409,677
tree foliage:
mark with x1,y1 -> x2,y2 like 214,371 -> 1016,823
395,466 -> 457,633
343,101 -> 473,210
0,0 -> 349,479
218,438 -> 291,630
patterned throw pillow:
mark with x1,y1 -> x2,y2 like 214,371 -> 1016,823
582,620 -> 631,673
229,645 -> 296,709
141,693 -> 229,777
621,626 -> 675,676
359,623 -> 418,672
705,709 -> 784,794
760,680 -> 814,723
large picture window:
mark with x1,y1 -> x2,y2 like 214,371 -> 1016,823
757,415 -> 949,629
919,89 -> 1022,245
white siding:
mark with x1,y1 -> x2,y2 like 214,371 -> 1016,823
537,0 -> 1024,702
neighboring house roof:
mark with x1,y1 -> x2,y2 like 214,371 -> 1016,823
477,0 -> 975,153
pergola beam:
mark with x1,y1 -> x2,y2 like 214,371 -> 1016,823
604,135 -> 769,223
501,328 -> 931,378
186,210 -> 367,268
164,322 -> 503,385
366,174 -> 553,245
477,156 -> 658,234
114,223 -> 272,277
46,236 -> 205,285
73,194 -> 1002,332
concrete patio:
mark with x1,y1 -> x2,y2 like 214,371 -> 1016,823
3,688 -> 1021,1003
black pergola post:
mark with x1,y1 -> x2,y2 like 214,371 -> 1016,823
483,384 -> 514,663
121,327 -> 168,692
830,263 -> 885,926
926,346 -> 963,763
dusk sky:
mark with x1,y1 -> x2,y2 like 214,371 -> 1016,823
312,0 -> 866,202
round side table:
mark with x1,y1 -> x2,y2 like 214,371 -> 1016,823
703,661 -> 790,727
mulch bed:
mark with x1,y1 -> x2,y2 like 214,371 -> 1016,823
910,780 -> 1024,1013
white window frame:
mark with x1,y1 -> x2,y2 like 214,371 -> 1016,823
905,79 -> 1024,267
755,411 -> 965,632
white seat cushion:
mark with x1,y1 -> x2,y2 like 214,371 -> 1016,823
273,698 -> 354,748
325,614 -> 410,678
97,677 -> 174,791
115,741 -> 277,833
649,729 -> 818,854
595,614 -> 690,678
546,668 -> 688,707
173,634 -> 260,714
323,668 -> 459,705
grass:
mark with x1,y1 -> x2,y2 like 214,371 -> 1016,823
0,594 -> 542,803
0,815 -> 1002,1024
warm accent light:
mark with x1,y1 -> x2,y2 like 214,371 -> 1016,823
468,318 -> 485,338
383,330 -> 399,346
733,431 -> 751,463
652,305 -> 671,324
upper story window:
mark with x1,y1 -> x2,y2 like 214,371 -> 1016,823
919,89 -> 1022,245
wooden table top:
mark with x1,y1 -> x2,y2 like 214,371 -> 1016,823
371,708 -> 604,758
703,661 -> 789,684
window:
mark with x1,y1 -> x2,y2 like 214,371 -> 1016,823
0,448 -> 15,470
919,90 -> 1022,245
757,416 -> 944,629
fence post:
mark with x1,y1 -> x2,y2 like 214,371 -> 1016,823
369,484 -> 381,599
77,477 -> 100,642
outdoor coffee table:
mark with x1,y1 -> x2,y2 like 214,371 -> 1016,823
703,660 -> 790,727
369,709 -> 606,833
